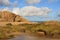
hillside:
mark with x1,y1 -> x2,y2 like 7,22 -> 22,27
0,21 -> 60,38
0,11 -> 28,22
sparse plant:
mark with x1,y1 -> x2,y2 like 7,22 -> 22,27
0,15 -> 2,18
6,23 -> 12,26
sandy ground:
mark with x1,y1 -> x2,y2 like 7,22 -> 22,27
0,22 -> 35,26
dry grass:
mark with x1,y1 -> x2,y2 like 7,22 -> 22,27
0,21 -> 60,38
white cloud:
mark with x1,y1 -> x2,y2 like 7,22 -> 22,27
25,0 -> 41,4
0,0 -> 17,6
12,8 -> 21,15
48,0 -> 58,3
0,0 -> 9,6
0,6 -> 51,16
56,8 -> 60,17
12,6 -> 51,16
58,9 -> 60,13
0,7 -> 11,11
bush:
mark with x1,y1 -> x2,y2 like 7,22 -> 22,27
6,23 -> 12,26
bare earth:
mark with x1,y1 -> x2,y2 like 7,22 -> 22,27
0,22 -> 34,26
9,33 -> 60,40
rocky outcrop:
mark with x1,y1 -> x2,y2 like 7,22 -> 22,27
15,16 -> 28,22
0,11 -> 28,22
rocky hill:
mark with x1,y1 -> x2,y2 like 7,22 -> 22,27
0,11 -> 28,22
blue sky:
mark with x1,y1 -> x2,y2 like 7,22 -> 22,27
0,0 -> 60,21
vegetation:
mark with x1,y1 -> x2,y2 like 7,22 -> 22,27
18,22 -> 60,38
0,21 -> 60,39
0,15 -> 1,18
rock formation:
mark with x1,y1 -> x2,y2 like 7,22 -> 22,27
0,11 -> 28,22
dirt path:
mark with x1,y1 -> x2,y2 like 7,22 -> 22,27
9,33 -> 60,40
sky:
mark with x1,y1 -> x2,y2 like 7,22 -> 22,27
0,0 -> 60,21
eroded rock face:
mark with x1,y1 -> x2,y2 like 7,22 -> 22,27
0,18 -> 7,22
0,11 -> 28,22
15,16 -> 28,22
